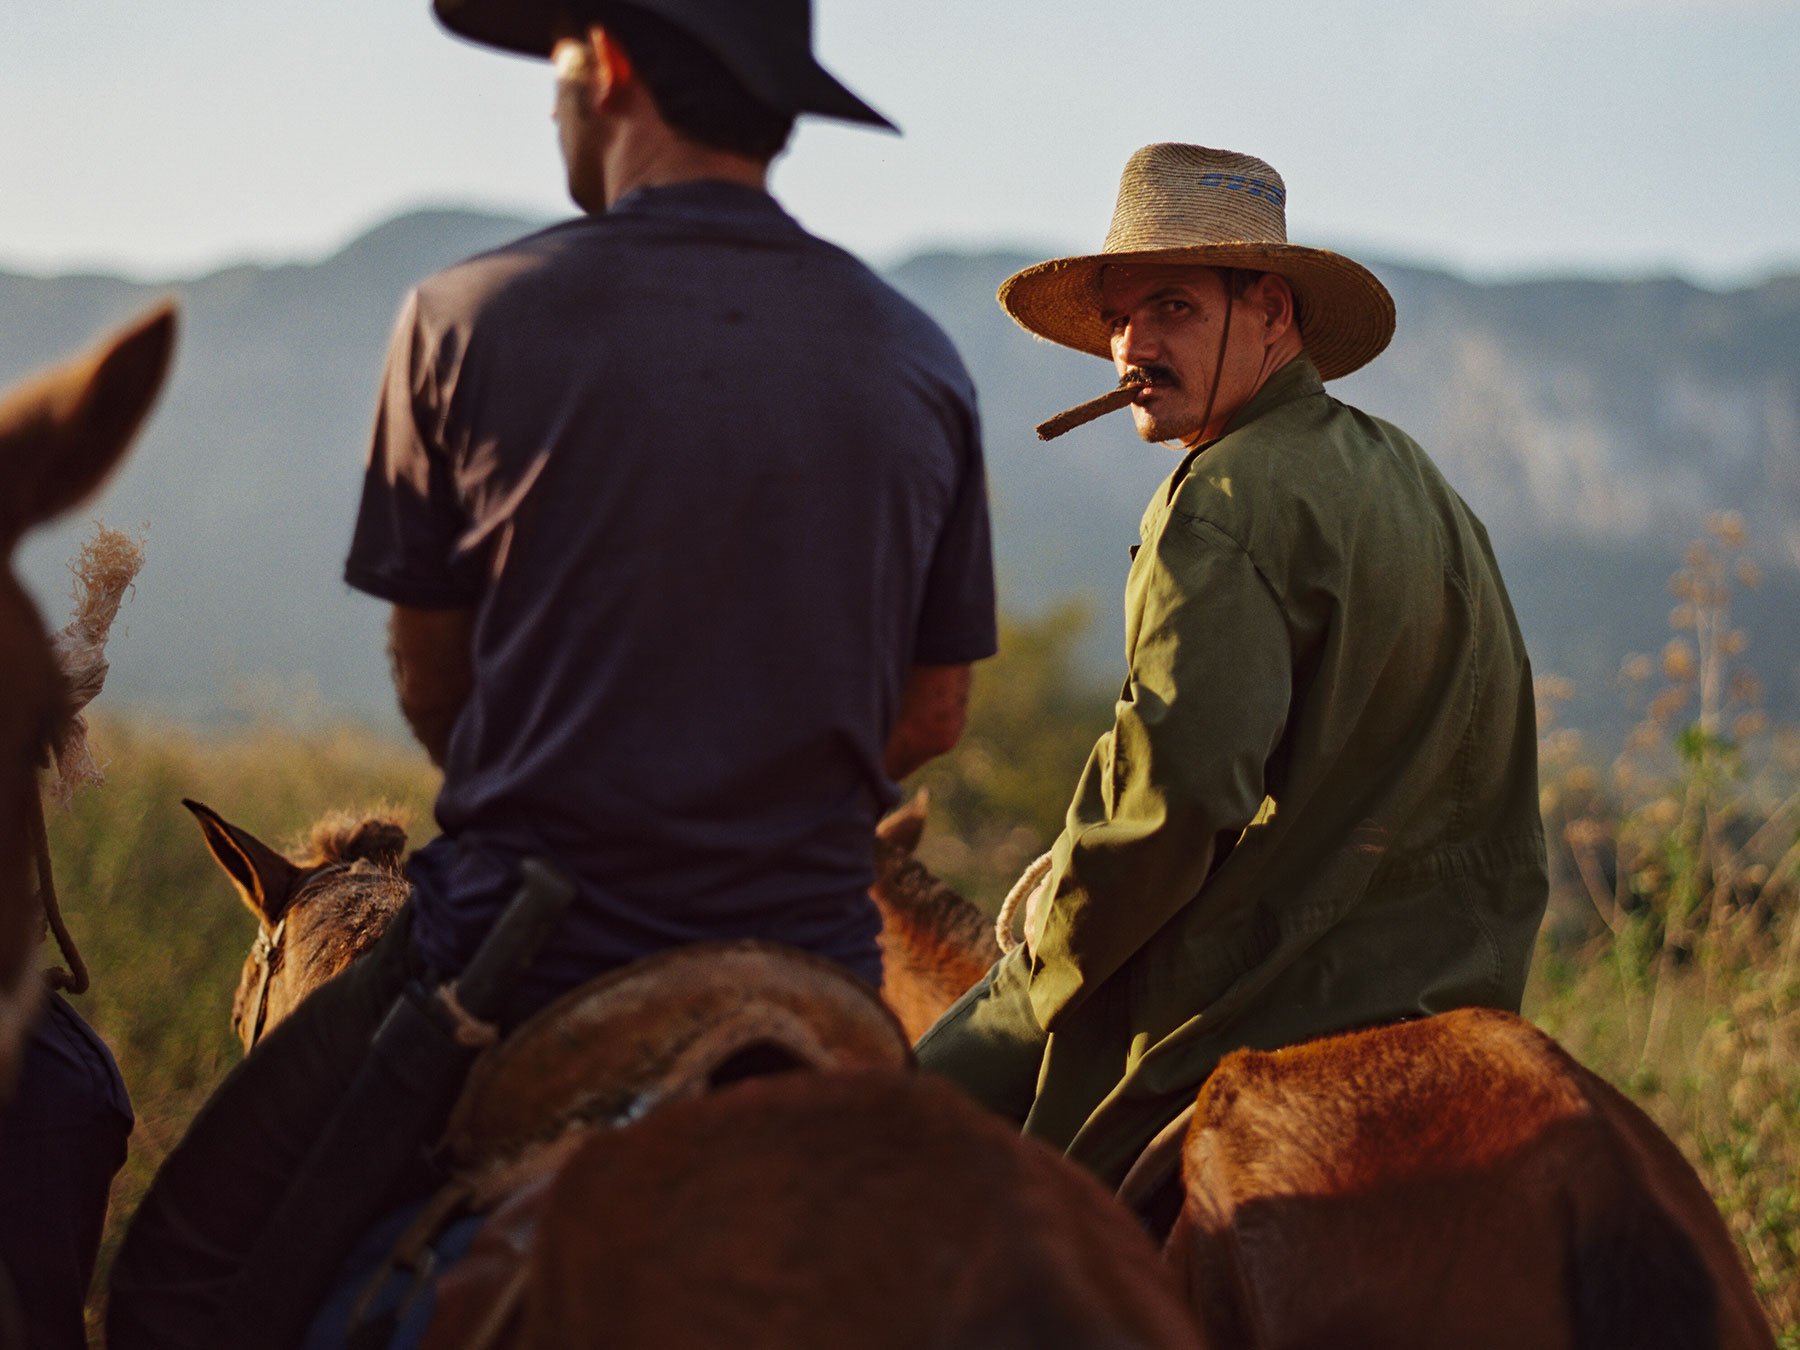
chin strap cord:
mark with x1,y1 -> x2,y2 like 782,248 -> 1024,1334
1194,284 -> 1238,442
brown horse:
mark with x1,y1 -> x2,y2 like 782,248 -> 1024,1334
1168,1007 -> 1775,1349
869,795 -> 1777,1350
0,306 -> 175,1091
423,1067 -> 1200,1350
185,802 -> 1205,1349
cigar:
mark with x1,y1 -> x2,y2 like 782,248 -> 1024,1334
1035,382 -> 1146,441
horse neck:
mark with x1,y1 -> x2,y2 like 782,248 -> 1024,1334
870,842 -> 997,990
281,868 -> 405,999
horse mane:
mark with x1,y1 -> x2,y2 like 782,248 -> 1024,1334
294,809 -> 409,870
870,837 -> 998,1042
286,810 -> 411,981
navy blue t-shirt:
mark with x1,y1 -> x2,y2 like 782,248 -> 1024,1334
345,182 -> 996,1002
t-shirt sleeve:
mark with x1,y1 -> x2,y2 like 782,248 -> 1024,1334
911,391 -> 999,665
343,292 -> 481,610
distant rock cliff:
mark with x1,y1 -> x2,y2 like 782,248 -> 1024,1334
892,250 -> 1800,724
5,211 -> 1796,731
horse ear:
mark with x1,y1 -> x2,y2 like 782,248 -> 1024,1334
0,302 -> 177,550
182,798 -> 300,927
875,788 -> 929,855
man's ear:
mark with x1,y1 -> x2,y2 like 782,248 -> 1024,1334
183,799 -> 301,928
592,27 -> 637,111
1255,274 -> 1297,347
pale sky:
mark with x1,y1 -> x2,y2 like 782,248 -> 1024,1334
3,0 -> 1796,284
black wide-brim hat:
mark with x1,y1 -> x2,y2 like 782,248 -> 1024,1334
433,0 -> 896,131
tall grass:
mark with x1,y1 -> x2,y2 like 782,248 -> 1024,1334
1534,513 -> 1799,1333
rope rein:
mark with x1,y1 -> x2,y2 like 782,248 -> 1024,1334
27,780 -> 88,995
27,524 -> 148,999
995,851 -> 1054,956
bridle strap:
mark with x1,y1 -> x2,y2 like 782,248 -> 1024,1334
245,915 -> 288,1049
241,861 -> 355,1049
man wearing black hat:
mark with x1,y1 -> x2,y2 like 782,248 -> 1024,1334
108,4 -> 995,1343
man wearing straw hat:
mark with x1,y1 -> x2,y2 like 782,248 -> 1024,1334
917,143 -> 1548,1205
109,3 -> 995,1344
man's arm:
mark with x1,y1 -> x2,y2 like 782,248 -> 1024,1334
387,605 -> 475,767
885,663 -> 973,781
1026,520 -> 1293,1028
347,292 -> 483,763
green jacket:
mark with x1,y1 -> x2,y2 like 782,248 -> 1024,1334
1021,356 -> 1547,1186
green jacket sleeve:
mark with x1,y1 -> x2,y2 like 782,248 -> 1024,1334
1026,515 -> 1292,1028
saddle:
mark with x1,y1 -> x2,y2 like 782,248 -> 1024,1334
333,941 -> 910,1346
443,938 -> 911,1168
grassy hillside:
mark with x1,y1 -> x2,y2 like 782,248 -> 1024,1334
42,575 -> 1800,1336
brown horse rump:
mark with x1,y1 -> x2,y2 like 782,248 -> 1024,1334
405,948 -> 1200,1348
1168,1007 -> 1774,1349
424,1071 -> 1203,1350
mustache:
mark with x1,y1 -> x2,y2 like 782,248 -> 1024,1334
1120,364 -> 1179,389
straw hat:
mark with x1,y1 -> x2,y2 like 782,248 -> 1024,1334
999,144 -> 1395,381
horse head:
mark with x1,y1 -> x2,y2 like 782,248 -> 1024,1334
184,800 -> 408,1051
0,304 -> 175,1087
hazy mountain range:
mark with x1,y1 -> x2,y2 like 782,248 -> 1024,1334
6,209 -> 1798,739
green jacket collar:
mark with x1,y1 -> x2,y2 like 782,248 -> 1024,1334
1218,354 -> 1326,440
1166,356 -> 1325,502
